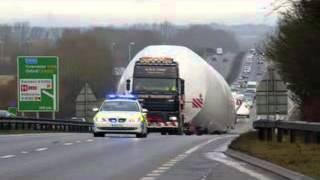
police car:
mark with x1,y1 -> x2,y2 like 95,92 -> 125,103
92,94 -> 148,138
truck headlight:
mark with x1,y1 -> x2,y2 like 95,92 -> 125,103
169,116 -> 177,121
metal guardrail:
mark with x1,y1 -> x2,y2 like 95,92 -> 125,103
253,120 -> 320,144
0,117 -> 93,133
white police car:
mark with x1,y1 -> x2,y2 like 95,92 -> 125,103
92,94 -> 148,138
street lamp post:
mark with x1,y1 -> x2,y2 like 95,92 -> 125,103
128,42 -> 135,62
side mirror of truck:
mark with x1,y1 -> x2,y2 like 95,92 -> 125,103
180,79 -> 185,95
126,79 -> 131,91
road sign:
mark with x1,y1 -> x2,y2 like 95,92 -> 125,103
8,107 -> 17,116
256,67 -> 288,117
75,83 -> 98,121
17,56 -> 59,112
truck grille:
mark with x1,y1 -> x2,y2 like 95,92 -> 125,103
141,99 -> 178,111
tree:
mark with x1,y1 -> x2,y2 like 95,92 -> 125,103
264,0 -> 320,121
51,30 -> 114,117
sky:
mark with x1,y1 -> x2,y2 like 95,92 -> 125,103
0,0 -> 280,27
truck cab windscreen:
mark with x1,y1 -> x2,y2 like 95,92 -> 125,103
134,78 -> 177,93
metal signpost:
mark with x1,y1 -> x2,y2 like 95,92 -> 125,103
17,56 -> 59,119
256,66 -> 288,120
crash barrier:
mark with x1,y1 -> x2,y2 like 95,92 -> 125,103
253,120 -> 320,144
0,117 -> 93,133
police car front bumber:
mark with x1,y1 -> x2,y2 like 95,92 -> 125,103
92,94 -> 148,138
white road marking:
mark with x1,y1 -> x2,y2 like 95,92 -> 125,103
152,169 -> 166,173
64,142 -> 73,146
147,173 -> 161,177
185,138 -> 216,154
21,151 -> 29,154
206,152 -> 272,180
87,139 -> 94,142
140,136 -> 235,180
162,163 -> 175,167
35,147 -> 48,152
140,177 -> 156,180
158,166 -> 170,170
1,155 -> 16,159
76,140 -> 81,143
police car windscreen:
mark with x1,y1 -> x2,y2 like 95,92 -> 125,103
101,101 -> 139,112
133,78 -> 177,93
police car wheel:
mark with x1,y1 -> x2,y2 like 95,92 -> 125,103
136,133 -> 146,138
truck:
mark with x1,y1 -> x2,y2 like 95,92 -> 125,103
124,57 -> 185,135
118,45 -> 236,135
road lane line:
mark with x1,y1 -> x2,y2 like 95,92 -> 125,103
152,169 -> 166,173
21,151 -> 29,154
35,147 -> 48,152
158,166 -> 170,170
147,173 -> 161,177
64,142 -> 73,146
140,136 -> 232,180
140,177 -> 156,180
87,139 -> 94,142
76,140 -> 81,143
206,152 -> 272,180
1,155 -> 16,159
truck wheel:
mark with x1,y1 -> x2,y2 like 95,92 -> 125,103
160,130 -> 167,135
93,132 -> 104,137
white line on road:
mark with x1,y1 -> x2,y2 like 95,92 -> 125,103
140,177 -> 156,180
35,147 -> 48,152
158,166 -> 170,170
152,169 -> 166,173
1,155 -> 16,159
206,152 -> 272,180
146,173 -> 161,177
21,151 -> 29,154
64,142 -> 73,146
87,139 -> 94,142
76,140 -> 81,143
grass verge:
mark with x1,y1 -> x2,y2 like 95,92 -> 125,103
230,131 -> 320,179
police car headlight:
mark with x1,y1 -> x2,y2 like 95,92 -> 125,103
129,117 -> 141,123
95,117 -> 107,122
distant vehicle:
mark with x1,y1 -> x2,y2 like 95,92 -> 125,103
236,102 -> 251,118
92,94 -> 148,138
211,57 -> 217,61
258,60 -> 264,64
0,110 -> 14,118
71,117 -> 86,122
246,81 -> 257,92
216,48 -> 223,55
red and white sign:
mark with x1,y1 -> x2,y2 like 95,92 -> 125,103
19,79 -> 52,102
192,94 -> 204,108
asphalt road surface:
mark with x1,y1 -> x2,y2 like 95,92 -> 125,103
0,130 -> 285,180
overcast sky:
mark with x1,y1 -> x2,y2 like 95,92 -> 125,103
0,0 -> 280,27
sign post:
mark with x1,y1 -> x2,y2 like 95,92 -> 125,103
17,56 -> 59,118
256,66 -> 288,120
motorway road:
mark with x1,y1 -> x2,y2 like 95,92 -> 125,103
0,130 -> 285,180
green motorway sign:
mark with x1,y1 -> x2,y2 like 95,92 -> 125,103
17,56 -> 59,112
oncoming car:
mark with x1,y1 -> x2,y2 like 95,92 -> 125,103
92,94 -> 148,138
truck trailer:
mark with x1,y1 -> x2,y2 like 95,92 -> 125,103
118,45 -> 236,134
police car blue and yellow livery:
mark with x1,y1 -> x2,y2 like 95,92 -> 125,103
92,94 -> 148,138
